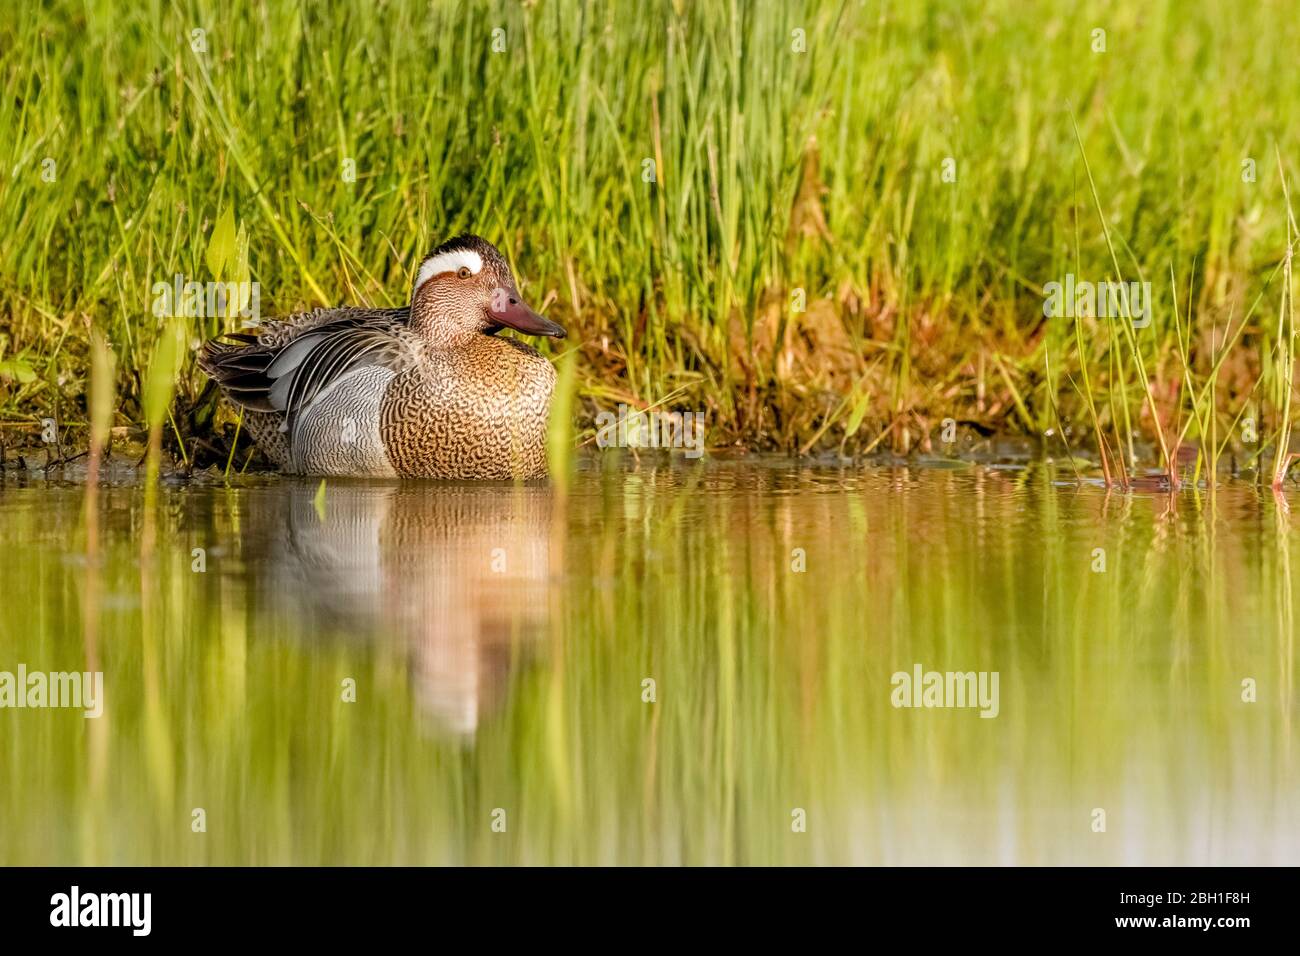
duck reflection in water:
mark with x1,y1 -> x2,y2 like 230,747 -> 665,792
241,481 -> 555,738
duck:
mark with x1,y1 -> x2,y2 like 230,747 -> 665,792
198,234 -> 566,479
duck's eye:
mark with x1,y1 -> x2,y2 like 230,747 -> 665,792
457,266 -> 472,279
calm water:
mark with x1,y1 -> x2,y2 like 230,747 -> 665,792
1,459 -> 1297,865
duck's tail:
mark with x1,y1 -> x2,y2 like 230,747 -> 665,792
199,334 -> 295,471
198,333 -> 279,412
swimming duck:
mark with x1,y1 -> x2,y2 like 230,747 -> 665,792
199,234 -> 566,479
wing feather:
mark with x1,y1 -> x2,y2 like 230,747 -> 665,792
199,307 -> 412,427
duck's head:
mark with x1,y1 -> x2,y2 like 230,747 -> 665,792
409,234 -> 566,344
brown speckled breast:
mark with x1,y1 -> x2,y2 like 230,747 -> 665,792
380,335 -> 556,479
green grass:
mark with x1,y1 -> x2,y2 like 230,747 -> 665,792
2,0 -> 1300,474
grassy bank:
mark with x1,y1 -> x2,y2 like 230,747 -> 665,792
1,0 -> 1299,476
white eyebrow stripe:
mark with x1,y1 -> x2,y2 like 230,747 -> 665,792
413,249 -> 483,293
